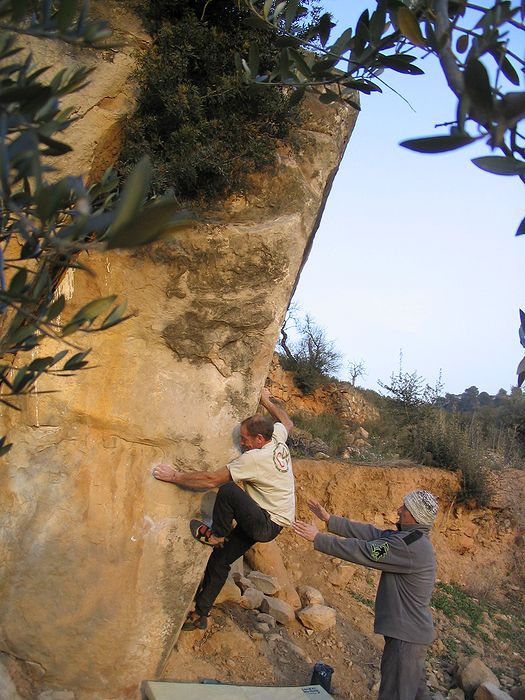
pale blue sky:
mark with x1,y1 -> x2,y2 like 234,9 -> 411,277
292,0 -> 524,395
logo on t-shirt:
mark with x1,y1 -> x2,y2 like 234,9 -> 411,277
273,442 -> 291,472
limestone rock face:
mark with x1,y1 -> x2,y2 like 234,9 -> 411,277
0,6 -> 357,700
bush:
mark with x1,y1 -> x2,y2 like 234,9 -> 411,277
292,411 -> 347,456
280,357 -> 326,394
121,0 -> 299,202
396,410 -> 491,506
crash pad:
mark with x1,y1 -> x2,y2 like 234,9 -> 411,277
142,682 -> 332,700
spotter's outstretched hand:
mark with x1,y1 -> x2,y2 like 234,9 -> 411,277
307,499 -> 331,523
292,520 -> 319,542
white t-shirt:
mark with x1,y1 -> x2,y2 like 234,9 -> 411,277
227,423 -> 295,527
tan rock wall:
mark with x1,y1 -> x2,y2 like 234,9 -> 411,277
0,7 -> 358,699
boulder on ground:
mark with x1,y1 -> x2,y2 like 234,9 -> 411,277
457,657 -> 500,697
240,588 -> 265,610
232,573 -> 252,592
245,541 -> 301,608
259,596 -> 295,625
247,571 -> 281,595
474,683 -> 514,700
214,575 -> 241,604
256,613 -> 276,628
448,689 -> 466,700
328,564 -> 357,587
297,604 -> 337,631
297,585 -> 324,607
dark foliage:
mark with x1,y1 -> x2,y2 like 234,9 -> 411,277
121,0 -> 299,202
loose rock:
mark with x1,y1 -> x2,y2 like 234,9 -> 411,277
297,585 -> 324,607
297,604 -> 337,631
232,573 -> 253,593
457,657 -> 500,696
240,588 -> 265,610
448,690 -> 465,700
247,571 -> 281,595
328,564 -> 357,587
259,597 -> 295,625
474,683 -> 514,700
256,613 -> 276,628
214,575 -> 241,604
0,663 -> 22,700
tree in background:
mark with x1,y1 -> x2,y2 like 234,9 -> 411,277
347,359 -> 367,387
278,311 -> 341,393
378,351 -> 443,419
0,1 -> 192,455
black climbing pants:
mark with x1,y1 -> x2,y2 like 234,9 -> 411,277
378,637 -> 431,700
194,482 -> 282,618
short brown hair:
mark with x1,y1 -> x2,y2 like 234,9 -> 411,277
241,415 -> 274,441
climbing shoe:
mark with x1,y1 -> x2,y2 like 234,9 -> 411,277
189,519 -> 224,547
181,613 -> 208,632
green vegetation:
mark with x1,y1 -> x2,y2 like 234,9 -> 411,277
432,582 -> 484,632
351,592 -> 374,609
360,361 -> 525,505
121,0 -> 302,202
292,411 -> 347,456
244,1 -> 525,383
431,581 -> 525,660
277,313 -> 524,503
244,2 -> 524,227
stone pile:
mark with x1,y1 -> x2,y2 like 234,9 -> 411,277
211,568 -> 337,634
431,656 -> 525,700
342,427 -> 372,458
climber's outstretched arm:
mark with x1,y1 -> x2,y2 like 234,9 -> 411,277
151,464 -> 232,490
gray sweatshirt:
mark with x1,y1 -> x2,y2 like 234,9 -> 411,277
314,516 -> 436,645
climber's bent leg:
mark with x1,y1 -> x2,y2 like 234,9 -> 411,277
211,481 -> 281,541
194,525 -> 255,618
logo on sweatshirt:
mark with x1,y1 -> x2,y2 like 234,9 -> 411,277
369,541 -> 389,561
273,442 -> 291,472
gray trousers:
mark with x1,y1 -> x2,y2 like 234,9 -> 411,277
377,637 -> 432,700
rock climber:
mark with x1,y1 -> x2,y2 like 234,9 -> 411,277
293,490 -> 438,700
151,387 -> 295,631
